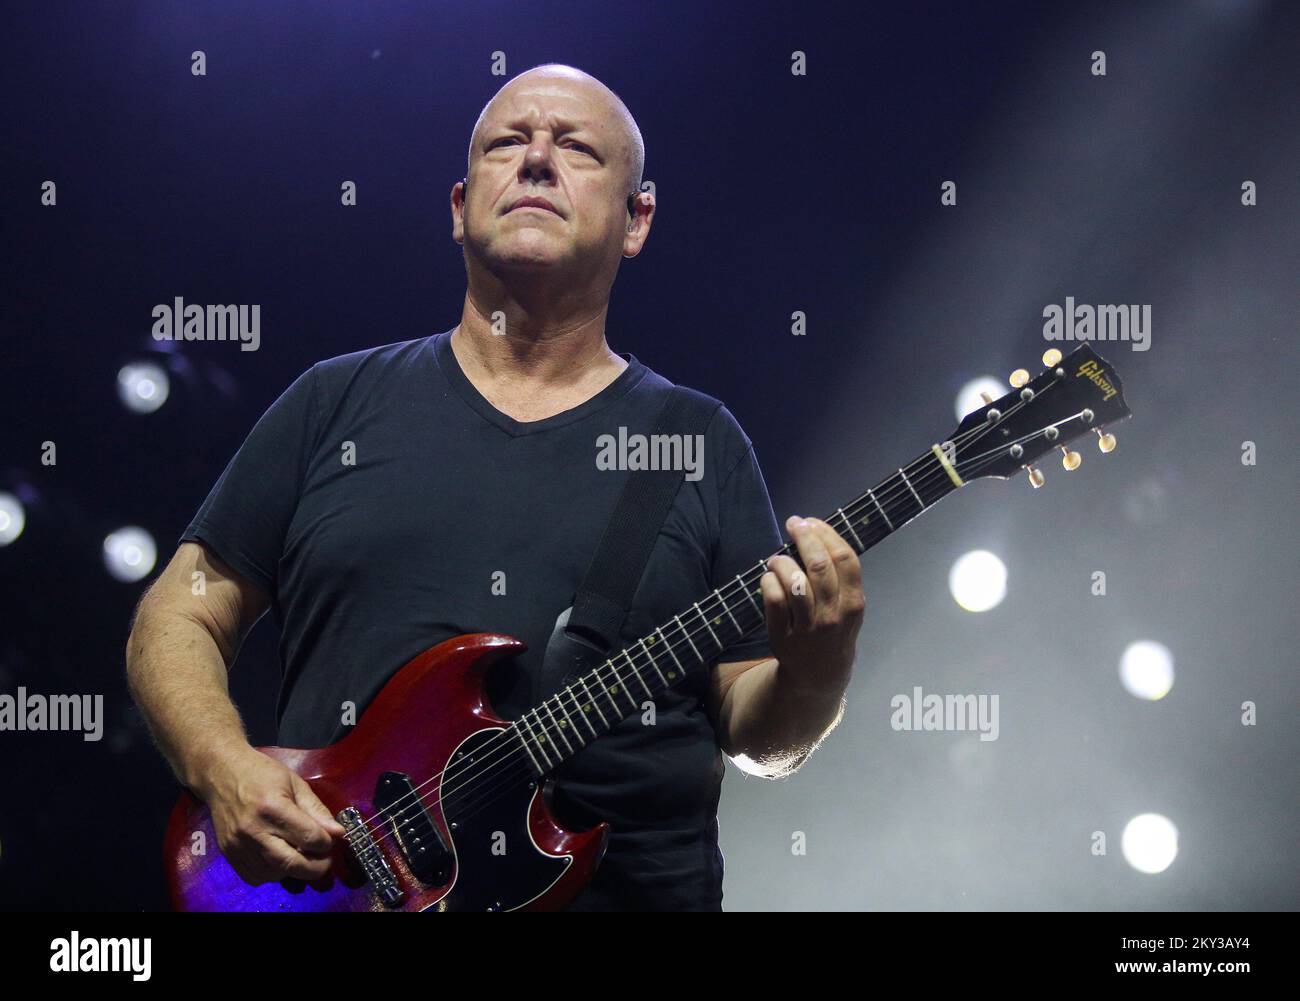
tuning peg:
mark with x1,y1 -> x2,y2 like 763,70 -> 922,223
1094,428 -> 1117,453
1026,464 -> 1045,488
1042,348 -> 1062,367
980,391 -> 994,405
1060,446 -> 1081,470
1009,368 -> 1030,388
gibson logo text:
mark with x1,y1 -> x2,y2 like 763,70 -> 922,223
1076,359 -> 1118,401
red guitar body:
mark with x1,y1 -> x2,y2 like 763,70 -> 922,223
163,633 -> 608,912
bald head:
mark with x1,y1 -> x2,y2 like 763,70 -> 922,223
468,63 -> 645,198
453,63 -> 656,287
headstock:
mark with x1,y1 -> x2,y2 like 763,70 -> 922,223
945,345 -> 1132,487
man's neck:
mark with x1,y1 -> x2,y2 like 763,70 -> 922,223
451,300 -> 626,390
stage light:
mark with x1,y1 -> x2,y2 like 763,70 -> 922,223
0,492 -> 25,545
948,550 -> 1007,612
1121,813 -> 1179,874
1120,640 -> 1175,700
117,362 -> 170,414
955,376 -> 1004,420
103,526 -> 157,582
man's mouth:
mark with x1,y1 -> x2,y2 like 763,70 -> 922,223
507,196 -> 561,216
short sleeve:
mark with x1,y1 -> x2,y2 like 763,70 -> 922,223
179,366 -> 319,593
711,439 -> 782,664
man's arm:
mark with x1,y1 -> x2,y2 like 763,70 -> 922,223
707,516 -> 863,779
126,541 -> 344,885
709,655 -> 848,778
126,542 -> 265,789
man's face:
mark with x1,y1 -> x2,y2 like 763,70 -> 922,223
453,74 -> 643,281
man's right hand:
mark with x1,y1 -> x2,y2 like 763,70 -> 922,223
199,745 -> 347,887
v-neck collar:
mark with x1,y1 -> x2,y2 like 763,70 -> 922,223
430,328 -> 647,437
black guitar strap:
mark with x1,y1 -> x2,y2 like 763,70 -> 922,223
564,384 -> 723,654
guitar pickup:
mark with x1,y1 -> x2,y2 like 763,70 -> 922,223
374,771 -> 454,886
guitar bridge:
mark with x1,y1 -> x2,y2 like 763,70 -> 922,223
337,806 -> 405,907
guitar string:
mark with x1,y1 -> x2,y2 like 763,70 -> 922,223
338,389 -> 1073,859
410,407 -> 1082,844
339,389 -> 1067,855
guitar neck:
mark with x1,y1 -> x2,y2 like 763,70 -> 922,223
510,442 -> 963,775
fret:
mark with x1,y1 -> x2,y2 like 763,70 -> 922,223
867,487 -> 894,530
530,708 -> 560,764
553,686 -> 589,746
623,648 -> 654,700
540,699 -> 576,754
694,601 -> 721,648
673,613 -> 702,662
512,724 -> 546,776
737,573 -> 762,614
655,626 -> 685,680
517,712 -> 555,769
719,595 -> 742,634
836,507 -> 865,551
576,676 -> 609,731
899,467 -> 925,510
602,658 -> 637,714
637,637 -> 669,686
918,454 -> 957,504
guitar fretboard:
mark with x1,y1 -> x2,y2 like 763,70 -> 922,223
509,444 -> 962,776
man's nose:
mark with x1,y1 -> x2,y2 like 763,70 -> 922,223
520,137 -> 557,182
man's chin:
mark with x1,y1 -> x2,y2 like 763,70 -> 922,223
484,242 -> 570,273
492,255 -> 563,275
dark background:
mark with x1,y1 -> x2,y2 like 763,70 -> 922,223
1,0 -> 1296,910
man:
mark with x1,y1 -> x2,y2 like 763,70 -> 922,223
126,63 -> 864,911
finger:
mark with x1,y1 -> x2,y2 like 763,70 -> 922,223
263,834 -> 333,881
266,791 -> 335,858
806,516 -> 863,593
760,570 -> 791,637
292,773 -> 346,839
767,554 -> 813,632
786,516 -> 837,612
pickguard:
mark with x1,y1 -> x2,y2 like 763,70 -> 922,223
428,727 -> 572,912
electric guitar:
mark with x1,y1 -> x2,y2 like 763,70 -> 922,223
164,343 -> 1132,911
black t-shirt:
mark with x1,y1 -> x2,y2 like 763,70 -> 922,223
181,329 -> 782,910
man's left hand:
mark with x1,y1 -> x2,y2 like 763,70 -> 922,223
759,515 -> 865,694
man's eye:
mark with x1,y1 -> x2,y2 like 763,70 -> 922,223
490,137 -> 592,155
